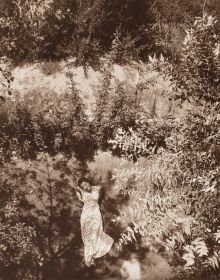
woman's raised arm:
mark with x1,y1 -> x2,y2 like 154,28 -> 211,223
94,185 -> 104,201
75,187 -> 83,202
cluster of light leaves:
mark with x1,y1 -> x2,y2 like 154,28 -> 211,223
0,66 -> 14,100
182,238 -> 208,266
109,127 -> 152,160
109,113 -> 174,161
182,228 -> 220,270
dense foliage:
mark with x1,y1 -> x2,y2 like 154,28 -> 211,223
0,0 -> 219,65
109,13 -> 220,279
0,75 -> 96,161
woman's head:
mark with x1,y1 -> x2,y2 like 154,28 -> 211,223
130,253 -> 138,263
78,177 -> 92,192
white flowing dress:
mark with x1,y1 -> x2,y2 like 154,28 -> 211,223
80,186 -> 114,266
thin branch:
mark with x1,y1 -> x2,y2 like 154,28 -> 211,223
202,0 -> 207,16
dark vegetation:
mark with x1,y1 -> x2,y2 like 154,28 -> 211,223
0,0 -> 219,65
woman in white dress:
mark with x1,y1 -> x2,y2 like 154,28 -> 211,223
75,178 -> 114,267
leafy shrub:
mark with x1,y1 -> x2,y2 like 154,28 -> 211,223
108,27 -> 151,64
0,79 -> 96,161
149,13 -> 220,104
92,66 -> 138,151
0,166 -> 40,279
109,114 -> 173,161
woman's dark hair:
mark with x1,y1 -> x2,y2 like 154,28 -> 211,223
78,177 -> 92,187
78,177 -> 105,204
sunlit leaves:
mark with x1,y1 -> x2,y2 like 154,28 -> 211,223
0,66 -> 14,100
151,13 -> 220,105
109,127 -> 151,159
214,229 -> 220,243
207,251 -> 220,269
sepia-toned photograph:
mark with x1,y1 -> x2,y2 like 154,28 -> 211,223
0,0 -> 219,279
